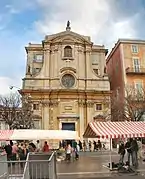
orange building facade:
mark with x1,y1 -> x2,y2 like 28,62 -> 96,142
106,39 -> 145,120
107,39 -> 145,97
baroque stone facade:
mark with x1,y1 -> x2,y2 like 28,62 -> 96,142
21,23 -> 111,140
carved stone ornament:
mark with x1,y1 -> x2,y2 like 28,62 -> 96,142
41,100 -> 51,107
41,100 -> 58,107
51,100 -> 59,107
43,48 -> 51,53
78,99 -> 86,107
86,100 -> 94,107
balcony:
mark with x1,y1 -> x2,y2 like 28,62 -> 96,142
126,67 -> 145,75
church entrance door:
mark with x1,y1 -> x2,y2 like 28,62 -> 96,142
62,122 -> 75,131
62,122 -> 75,147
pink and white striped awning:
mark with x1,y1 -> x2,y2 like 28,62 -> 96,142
83,121 -> 145,139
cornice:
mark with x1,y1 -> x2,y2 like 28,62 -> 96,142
20,89 -> 111,95
41,100 -> 59,107
92,48 -> 108,55
22,77 -> 109,81
25,47 -> 43,53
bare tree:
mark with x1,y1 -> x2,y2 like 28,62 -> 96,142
102,95 -> 111,120
16,98 -> 34,129
111,86 -> 145,121
0,92 -> 34,129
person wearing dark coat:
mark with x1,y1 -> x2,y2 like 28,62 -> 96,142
4,143 -> 12,161
125,138 -> 132,165
118,142 -> 125,164
131,138 -> 138,168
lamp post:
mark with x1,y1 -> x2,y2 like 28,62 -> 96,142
9,86 -> 20,90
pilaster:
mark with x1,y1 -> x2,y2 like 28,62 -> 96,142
41,101 -> 50,130
86,100 -> 94,123
85,47 -> 92,78
49,100 -> 59,130
78,99 -> 85,140
44,45 -> 51,77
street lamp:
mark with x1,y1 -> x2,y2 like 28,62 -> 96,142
9,86 -> 21,90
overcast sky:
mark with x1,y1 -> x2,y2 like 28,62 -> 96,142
0,0 -> 145,95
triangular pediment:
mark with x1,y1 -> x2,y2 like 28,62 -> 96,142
44,31 -> 92,45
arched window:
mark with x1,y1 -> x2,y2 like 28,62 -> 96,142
64,46 -> 72,57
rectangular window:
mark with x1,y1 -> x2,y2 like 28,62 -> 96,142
96,104 -> 102,110
133,58 -> 140,72
33,120 -> 40,129
132,45 -> 138,53
134,81 -> 143,93
34,54 -> 43,62
33,104 -> 39,110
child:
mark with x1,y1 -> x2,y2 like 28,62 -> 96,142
65,144 -> 72,161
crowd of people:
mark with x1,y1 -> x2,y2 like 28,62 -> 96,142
118,138 -> 142,168
58,140 -> 107,162
1,140 -> 50,167
59,140 -> 107,153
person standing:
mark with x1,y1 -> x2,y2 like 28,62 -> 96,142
131,138 -> 138,168
78,140 -> 82,151
18,143 -> 28,168
42,141 -> 49,152
125,138 -> 132,165
11,142 -> 18,165
83,140 -> 86,152
36,140 -> 41,152
4,142 -> 12,162
89,141 -> 92,152
98,140 -> 102,151
137,138 -> 142,160
118,141 -> 125,164
93,141 -> 97,151
65,144 -> 72,161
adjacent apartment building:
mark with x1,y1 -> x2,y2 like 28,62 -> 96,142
21,22 -> 111,141
107,39 -> 145,98
106,39 -> 145,120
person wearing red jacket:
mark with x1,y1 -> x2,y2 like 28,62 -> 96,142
42,141 -> 49,152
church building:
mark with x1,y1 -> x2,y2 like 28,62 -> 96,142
21,22 -> 111,141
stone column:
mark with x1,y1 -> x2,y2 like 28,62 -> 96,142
78,100 -> 85,140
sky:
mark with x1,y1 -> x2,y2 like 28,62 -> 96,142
0,0 -> 145,95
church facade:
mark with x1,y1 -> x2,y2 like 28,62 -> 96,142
21,23 -> 111,141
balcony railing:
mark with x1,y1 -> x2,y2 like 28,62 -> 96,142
126,67 -> 145,74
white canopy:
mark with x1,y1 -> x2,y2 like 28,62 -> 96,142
0,129 -> 79,140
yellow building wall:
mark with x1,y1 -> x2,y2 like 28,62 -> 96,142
123,44 -> 145,70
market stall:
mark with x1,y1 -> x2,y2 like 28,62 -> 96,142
0,129 -> 79,141
83,121 -> 145,170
